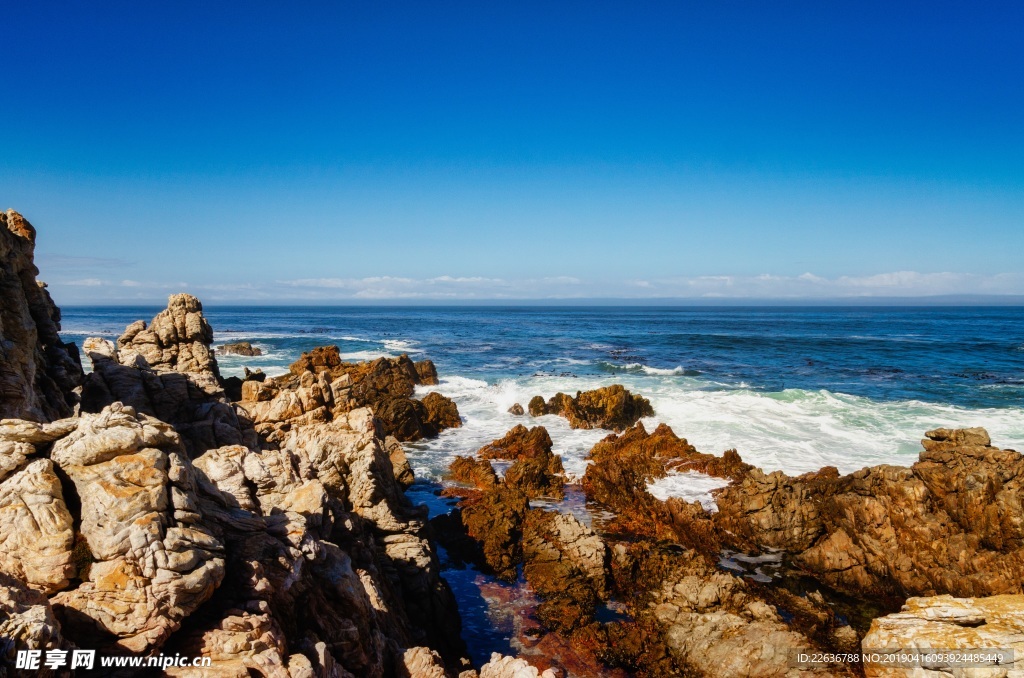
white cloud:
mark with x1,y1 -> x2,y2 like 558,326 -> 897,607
45,270 -> 1024,303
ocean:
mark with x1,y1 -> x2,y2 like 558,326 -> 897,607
60,305 -> 1024,481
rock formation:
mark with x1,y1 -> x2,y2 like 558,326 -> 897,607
79,298 -> 255,457
0,210 -> 82,422
217,341 -> 263,357
711,427 -> 1024,599
239,346 -> 461,443
861,595 -> 1024,677
528,385 -> 653,432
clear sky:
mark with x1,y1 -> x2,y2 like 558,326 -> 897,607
3,1 -> 1022,304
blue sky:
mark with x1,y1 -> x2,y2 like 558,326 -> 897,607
3,1 -> 1022,303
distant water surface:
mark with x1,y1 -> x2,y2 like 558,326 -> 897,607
61,306 -> 1024,479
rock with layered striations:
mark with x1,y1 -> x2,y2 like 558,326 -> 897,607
0,458 -> 75,594
528,385 -> 653,432
0,572 -> 68,674
241,346 -> 460,443
80,297 -> 255,456
861,594 -> 1024,677
0,210 -> 82,423
648,552 -> 850,677
117,294 -> 220,379
45,403 -> 226,653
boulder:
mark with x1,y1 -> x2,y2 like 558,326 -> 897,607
0,458 -> 75,594
0,210 -> 82,422
528,385 -> 653,432
217,341 -> 262,357
508,403 -> 525,416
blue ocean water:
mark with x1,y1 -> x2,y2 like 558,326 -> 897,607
60,305 -> 1024,479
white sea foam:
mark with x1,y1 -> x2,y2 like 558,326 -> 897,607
646,471 -> 730,511
383,338 -> 421,353
408,372 -> 1024,483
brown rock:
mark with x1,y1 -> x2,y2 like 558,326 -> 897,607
449,455 -> 498,490
386,435 -> 416,488
421,391 -> 462,434
522,510 -> 609,632
479,424 -> 554,461
714,427 -> 1024,599
0,210 -> 83,422
247,349 -> 459,442
508,403 -> 525,416
528,385 -> 653,432
461,486 -> 530,581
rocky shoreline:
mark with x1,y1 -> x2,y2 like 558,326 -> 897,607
2,209 -> 1023,678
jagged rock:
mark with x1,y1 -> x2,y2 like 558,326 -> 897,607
479,425 -> 553,461
117,294 -> 220,378
528,385 -> 653,432
217,341 -> 262,357
582,422 -> 743,544
460,486 -> 530,582
386,436 -> 415,489
80,297 -> 255,456
479,653 -> 559,678
861,594 -> 1024,677
508,403 -> 525,416
650,554 -> 848,677
0,572 -> 67,674
421,391 -> 461,433
504,452 -> 564,500
164,604 -> 290,677
0,458 -> 75,594
0,210 -> 82,422
522,510 -> 608,632
242,348 -> 459,443
713,428 -> 1024,598
475,426 -> 564,498
449,456 -> 498,489
400,646 -> 448,677
47,403 -> 225,653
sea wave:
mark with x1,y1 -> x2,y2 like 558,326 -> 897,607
405,372 -> 1024,483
